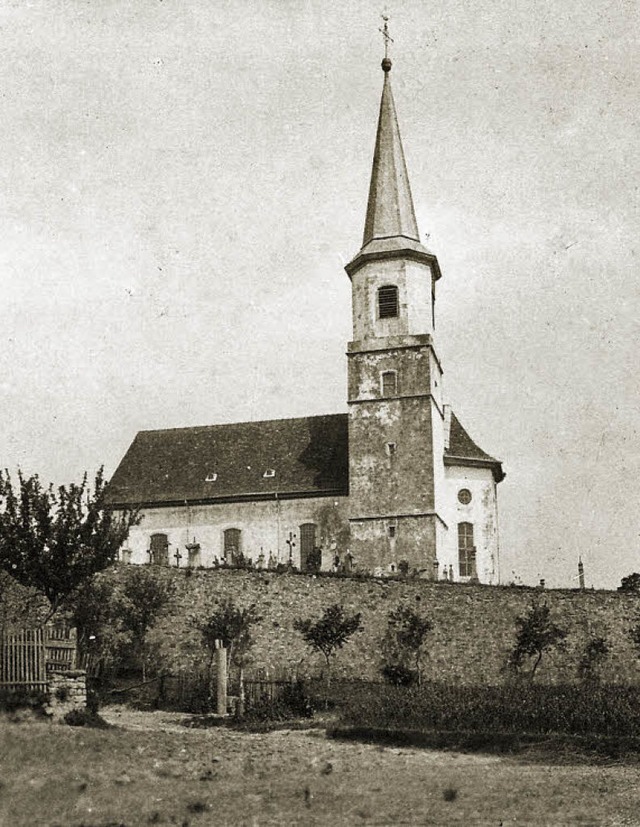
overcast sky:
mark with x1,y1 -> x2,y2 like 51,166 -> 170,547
1,0 -> 638,589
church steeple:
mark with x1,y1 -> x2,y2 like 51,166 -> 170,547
345,37 -> 447,578
362,58 -> 420,246
346,56 -> 441,280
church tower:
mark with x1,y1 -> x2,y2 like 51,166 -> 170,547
346,52 -> 447,576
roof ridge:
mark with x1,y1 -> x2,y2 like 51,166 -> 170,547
136,411 -> 349,436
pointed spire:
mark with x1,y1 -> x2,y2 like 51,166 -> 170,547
362,60 -> 420,246
345,54 -> 441,280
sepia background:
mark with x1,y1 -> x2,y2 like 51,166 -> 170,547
1,0 -> 638,588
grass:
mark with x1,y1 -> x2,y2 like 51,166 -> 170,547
2,707 -> 640,825
328,726 -> 640,762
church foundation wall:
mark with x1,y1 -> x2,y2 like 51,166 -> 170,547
130,567 -> 640,686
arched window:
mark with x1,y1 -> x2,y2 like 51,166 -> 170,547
150,533 -> 169,566
299,523 -> 318,572
224,528 -> 242,565
381,370 -> 398,397
458,522 -> 475,578
378,285 -> 399,319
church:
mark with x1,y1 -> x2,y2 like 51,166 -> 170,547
106,51 -> 504,583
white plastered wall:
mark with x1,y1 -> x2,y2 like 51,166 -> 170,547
441,465 -> 499,584
350,258 -> 435,342
120,496 -> 349,570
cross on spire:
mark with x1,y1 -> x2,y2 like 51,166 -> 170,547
379,12 -> 394,60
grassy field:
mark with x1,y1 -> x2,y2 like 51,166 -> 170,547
1,707 -> 640,826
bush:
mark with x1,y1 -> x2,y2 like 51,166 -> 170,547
381,664 -> 417,687
63,708 -> 110,728
0,687 -> 48,713
337,682 -> 640,737
243,680 -> 314,722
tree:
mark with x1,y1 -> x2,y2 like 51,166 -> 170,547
507,600 -> 566,680
382,603 -> 433,686
0,468 -> 139,619
578,635 -> 610,684
0,571 -> 47,634
116,568 -> 176,680
198,600 -> 262,668
618,573 -> 640,594
197,600 -> 263,713
72,576 -> 124,676
294,603 -> 362,689
72,567 -> 175,680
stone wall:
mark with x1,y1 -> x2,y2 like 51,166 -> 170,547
138,567 -> 640,685
46,670 -> 87,721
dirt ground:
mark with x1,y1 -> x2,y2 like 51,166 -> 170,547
1,707 -> 640,826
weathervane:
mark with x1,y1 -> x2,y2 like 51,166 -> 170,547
379,11 -> 394,60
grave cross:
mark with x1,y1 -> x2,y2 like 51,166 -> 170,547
286,532 -> 296,565
174,548 -> 183,568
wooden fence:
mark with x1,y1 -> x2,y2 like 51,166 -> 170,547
243,677 -> 295,708
0,626 -> 77,691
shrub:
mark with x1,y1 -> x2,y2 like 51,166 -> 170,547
337,682 -> 640,738
0,687 -> 48,714
243,680 -> 314,722
381,663 -> 416,687
63,708 -> 110,728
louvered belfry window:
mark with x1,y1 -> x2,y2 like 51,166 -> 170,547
378,285 -> 399,319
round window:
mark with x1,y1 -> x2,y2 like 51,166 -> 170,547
458,488 -> 472,505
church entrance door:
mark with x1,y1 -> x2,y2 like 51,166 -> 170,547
299,523 -> 318,572
150,533 -> 169,566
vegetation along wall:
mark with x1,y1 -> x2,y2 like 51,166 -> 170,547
133,567 -> 640,685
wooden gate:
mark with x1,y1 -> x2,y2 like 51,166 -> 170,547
45,625 -> 77,673
0,625 -> 77,691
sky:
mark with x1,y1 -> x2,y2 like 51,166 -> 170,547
1,0 -> 639,589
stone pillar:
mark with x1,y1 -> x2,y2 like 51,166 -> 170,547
215,642 -> 227,716
46,670 -> 87,722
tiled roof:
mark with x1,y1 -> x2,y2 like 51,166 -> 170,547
105,413 -> 349,508
446,412 -> 505,482
106,408 -> 503,508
